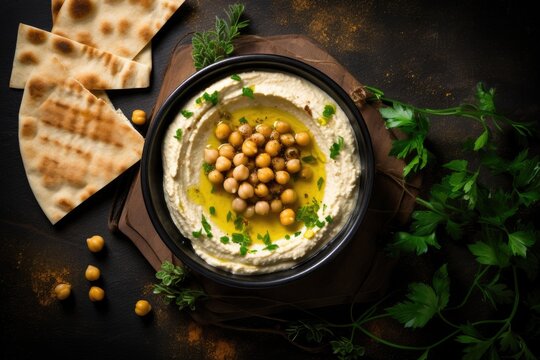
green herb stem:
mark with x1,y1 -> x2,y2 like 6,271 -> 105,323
447,266 -> 490,310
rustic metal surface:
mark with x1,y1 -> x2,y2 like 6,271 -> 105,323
0,1 -> 538,359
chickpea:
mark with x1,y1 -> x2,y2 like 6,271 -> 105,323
135,300 -> 152,317
244,205 -> 255,218
255,153 -> 271,168
238,182 -> 254,199
295,131 -> 311,146
286,159 -> 301,173
279,208 -> 296,226
265,140 -> 281,157
272,157 -> 286,171
229,131 -> 244,148
86,235 -> 105,253
274,120 -> 291,134
284,147 -> 300,160
300,166 -> 313,180
215,156 -> 232,172
269,130 -> 280,140
246,160 -> 256,172
131,109 -> 146,125
257,167 -> 275,183
54,283 -> 71,300
232,164 -> 250,181
223,178 -> 239,194
89,286 -> 105,302
204,148 -> 219,164
215,122 -> 231,140
85,265 -> 101,281
218,143 -> 235,159
208,170 -> 224,184
281,189 -> 298,205
232,197 -> 247,213
242,139 -> 258,157
254,183 -> 269,197
256,124 -> 272,138
238,123 -> 253,137
270,199 -> 283,213
280,133 -> 295,147
255,201 -> 270,215
275,171 -> 290,185
248,172 -> 259,185
233,153 -> 249,166
250,133 -> 266,146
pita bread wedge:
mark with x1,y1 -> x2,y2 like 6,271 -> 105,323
19,59 -> 145,224
51,0 -> 153,68
52,0 -> 184,60
10,24 -> 151,90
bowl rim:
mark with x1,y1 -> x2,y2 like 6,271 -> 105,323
141,54 -> 375,289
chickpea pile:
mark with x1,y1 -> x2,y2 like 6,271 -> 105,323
205,120 -> 313,226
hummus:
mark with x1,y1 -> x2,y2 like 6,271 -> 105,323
162,71 -> 361,274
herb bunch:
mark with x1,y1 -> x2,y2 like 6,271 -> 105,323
191,3 -> 249,70
153,261 -> 205,311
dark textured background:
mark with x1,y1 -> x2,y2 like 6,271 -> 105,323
1,1 -> 538,359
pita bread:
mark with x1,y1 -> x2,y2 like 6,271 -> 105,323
52,0 -> 184,60
51,0 -> 153,68
10,24 -> 151,90
19,59 -> 145,224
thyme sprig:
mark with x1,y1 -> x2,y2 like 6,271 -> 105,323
191,3 -> 249,70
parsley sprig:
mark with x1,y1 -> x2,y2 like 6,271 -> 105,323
153,261 -> 205,311
191,4 -> 249,70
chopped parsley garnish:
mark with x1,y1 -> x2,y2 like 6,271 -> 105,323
226,211 -> 233,222
317,177 -> 324,190
325,215 -> 333,223
239,117 -> 248,124
202,162 -> 215,175
231,74 -> 241,81
197,91 -> 219,106
296,198 -> 321,228
209,206 -> 216,215
258,231 -> 278,251
181,110 -> 193,118
323,104 -> 336,118
294,231 -> 302,237
301,155 -> 317,164
234,215 -> 245,231
242,86 -> 254,99
220,236 -> 230,244
232,232 -> 251,256
201,215 -> 213,238
330,136 -> 345,159
285,234 -> 291,240
174,128 -> 183,141
192,229 -> 202,238
316,220 -> 326,228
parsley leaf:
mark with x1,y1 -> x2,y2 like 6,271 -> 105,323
296,198 -> 321,228
329,136 -> 344,159
386,264 -> 449,328
508,230 -> 536,258
301,155 -> 317,164
209,206 -> 216,216
181,110 -> 193,118
258,231 -> 278,251
232,232 -> 251,256
389,232 -> 441,255
202,162 -> 215,175
231,74 -> 241,81
317,177 -> 324,190
201,215 -> 213,238
322,104 -> 336,118
220,236 -> 230,244
238,116 -> 248,124
226,211 -> 233,222
174,128 -> 183,141
242,86 -> 254,99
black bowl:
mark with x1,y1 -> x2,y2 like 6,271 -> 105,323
141,54 -> 374,288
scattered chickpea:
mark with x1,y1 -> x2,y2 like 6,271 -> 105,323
300,167 -> 313,180
238,123 -> 253,137
269,130 -> 280,140
275,171 -> 290,185
255,124 -> 272,138
215,122 -> 231,140
244,205 -> 255,218
255,153 -> 271,168
280,133 -> 295,146
85,265 -> 101,281
270,199 -> 283,213
255,201 -> 270,215
232,197 -> 247,213
295,131 -> 311,146
274,120 -> 291,134
279,208 -> 296,226
257,167 -> 275,183
250,133 -> 266,146
232,164 -> 250,181
233,153 -> 249,166
229,131 -> 244,147
254,183 -> 269,197
86,235 -> 105,253
134,300 -> 152,317
54,283 -> 71,300
271,157 -> 286,171
204,148 -> 219,164
215,156 -> 232,172
223,178 -> 239,194
89,286 -> 105,302
248,172 -> 259,185
131,109 -> 146,125
286,159 -> 301,173
284,147 -> 300,160
281,189 -> 298,205
218,143 -> 235,159
242,139 -> 258,157
238,182 -> 254,199
208,170 -> 224,184
264,140 -> 281,157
